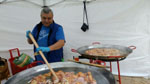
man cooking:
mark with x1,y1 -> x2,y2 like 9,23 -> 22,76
26,6 -> 65,63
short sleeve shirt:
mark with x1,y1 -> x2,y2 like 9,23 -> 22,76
32,25 -> 65,47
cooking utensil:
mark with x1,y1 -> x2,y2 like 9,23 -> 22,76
28,32 -> 59,82
68,59 -> 109,68
5,62 -> 116,84
72,44 -> 136,61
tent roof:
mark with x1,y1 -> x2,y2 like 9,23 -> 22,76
0,0 -> 95,7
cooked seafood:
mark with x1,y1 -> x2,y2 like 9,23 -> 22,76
85,48 -> 120,56
30,70 -> 97,84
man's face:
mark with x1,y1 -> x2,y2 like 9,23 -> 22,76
41,12 -> 53,27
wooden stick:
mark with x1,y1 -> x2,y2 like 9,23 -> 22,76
28,32 -> 58,81
68,59 -> 109,68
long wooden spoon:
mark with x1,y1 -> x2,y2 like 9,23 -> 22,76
68,59 -> 109,68
28,32 -> 59,82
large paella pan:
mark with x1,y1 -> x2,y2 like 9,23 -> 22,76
5,62 -> 116,84
72,43 -> 136,61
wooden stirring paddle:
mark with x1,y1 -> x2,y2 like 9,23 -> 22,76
68,59 -> 109,68
28,32 -> 59,83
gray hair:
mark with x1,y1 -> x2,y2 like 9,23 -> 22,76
40,7 -> 53,16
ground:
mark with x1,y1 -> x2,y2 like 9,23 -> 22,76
115,75 -> 150,84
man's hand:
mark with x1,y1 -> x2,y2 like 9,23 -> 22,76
26,30 -> 31,39
36,47 -> 50,52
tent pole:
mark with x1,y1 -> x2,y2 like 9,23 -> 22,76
43,0 -> 46,7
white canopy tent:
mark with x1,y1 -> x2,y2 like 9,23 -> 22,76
0,0 -> 150,78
